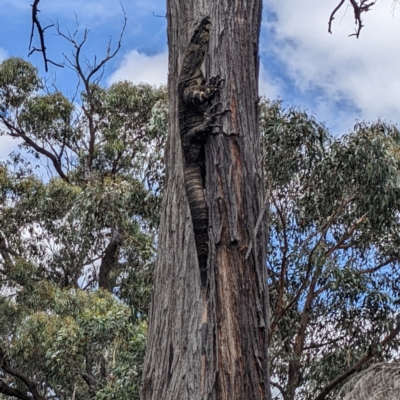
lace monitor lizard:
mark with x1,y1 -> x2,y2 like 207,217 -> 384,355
178,17 -> 223,291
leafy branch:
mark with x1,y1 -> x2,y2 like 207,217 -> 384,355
314,320 -> 400,400
0,348 -> 45,400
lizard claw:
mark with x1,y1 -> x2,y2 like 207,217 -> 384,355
209,102 -> 223,114
212,75 -> 225,87
209,75 -> 220,87
207,75 -> 224,95
204,113 -> 216,125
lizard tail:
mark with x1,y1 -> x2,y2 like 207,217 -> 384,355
184,163 -> 209,288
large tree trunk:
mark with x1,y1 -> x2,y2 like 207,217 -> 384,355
141,2 -> 270,399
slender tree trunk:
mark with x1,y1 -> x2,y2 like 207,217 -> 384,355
141,2 -> 270,399
98,228 -> 122,291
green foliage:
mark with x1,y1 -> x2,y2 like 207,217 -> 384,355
3,54 -> 400,400
262,101 -> 400,400
0,56 -> 168,400
0,58 -> 40,109
20,92 -> 74,143
1,283 -> 146,399
76,81 -> 168,192
304,122 -> 400,232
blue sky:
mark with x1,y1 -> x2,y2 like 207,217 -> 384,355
1,0 -> 400,159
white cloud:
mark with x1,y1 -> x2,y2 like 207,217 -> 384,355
108,50 -> 168,86
0,49 -> 24,160
259,62 -> 282,99
263,1 -> 400,129
0,136 -> 21,160
0,48 -> 7,62
109,49 -> 282,96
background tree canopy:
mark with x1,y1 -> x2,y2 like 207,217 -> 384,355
1,55 -> 400,399
0,56 -> 167,399
262,101 -> 400,400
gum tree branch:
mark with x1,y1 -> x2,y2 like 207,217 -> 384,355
0,379 -> 32,400
29,0 -> 63,72
314,319 -> 400,400
0,349 -> 46,400
0,117 -> 70,183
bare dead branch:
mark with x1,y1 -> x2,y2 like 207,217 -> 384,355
152,11 -> 166,18
329,0 -> 376,38
54,3 -> 127,174
29,0 -> 63,71
328,0 -> 346,34
56,3 -> 127,87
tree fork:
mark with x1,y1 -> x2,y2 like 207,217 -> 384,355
141,2 -> 270,399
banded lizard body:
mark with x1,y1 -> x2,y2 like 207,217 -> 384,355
178,17 -> 222,290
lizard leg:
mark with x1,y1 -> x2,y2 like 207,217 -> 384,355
185,102 -> 224,145
183,75 -> 224,105
186,120 -> 213,144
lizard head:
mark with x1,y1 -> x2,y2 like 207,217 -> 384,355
178,18 -> 211,85
190,17 -> 211,48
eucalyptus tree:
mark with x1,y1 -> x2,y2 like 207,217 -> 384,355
3,49 -> 400,400
22,1 -> 397,399
141,2 -> 269,399
0,55 -> 167,399
262,101 -> 400,400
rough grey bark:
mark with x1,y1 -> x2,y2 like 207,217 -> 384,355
141,2 -> 270,399
98,228 -> 122,291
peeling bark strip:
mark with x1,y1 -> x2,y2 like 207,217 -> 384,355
141,2 -> 270,400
